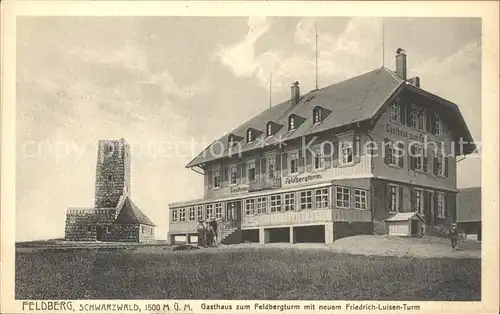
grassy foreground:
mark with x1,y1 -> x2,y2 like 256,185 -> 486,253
16,247 -> 480,300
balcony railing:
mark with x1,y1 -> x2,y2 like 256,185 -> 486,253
248,176 -> 282,192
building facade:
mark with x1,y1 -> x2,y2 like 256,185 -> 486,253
457,187 -> 481,241
65,138 -> 156,242
168,49 -> 475,245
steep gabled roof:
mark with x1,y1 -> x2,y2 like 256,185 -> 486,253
113,197 -> 156,226
186,66 -> 475,168
457,187 -> 481,223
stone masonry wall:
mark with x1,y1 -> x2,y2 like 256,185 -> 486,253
65,208 -> 117,241
138,224 -> 155,242
94,139 -> 131,209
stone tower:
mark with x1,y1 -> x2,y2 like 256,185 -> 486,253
94,138 -> 131,209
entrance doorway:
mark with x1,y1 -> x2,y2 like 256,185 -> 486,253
411,219 -> 419,236
96,226 -> 105,241
226,201 -> 242,222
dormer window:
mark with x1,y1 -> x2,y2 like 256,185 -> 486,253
267,122 -> 273,137
313,107 -> 322,124
289,116 -> 295,130
247,129 -> 253,142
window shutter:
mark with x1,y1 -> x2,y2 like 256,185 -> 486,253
276,154 -> 281,171
398,186 -> 404,212
207,170 -> 213,190
255,158 -> 261,177
410,189 -> 415,212
222,166 -> 228,187
406,103 -> 412,126
332,141 -> 339,167
430,112 -> 437,134
433,192 -> 439,222
298,149 -> 305,173
384,139 -> 390,165
423,149 -> 428,172
281,152 -> 288,177
324,143 -> 332,169
433,157 -> 438,176
399,103 -> 406,125
241,163 -> 247,184
398,142 -> 405,167
386,184 -> 391,210
305,148 -> 313,172
354,136 -> 361,164
409,145 -> 415,170
261,158 -> 266,174
426,109 -> 433,133
444,157 -> 449,177
236,163 -> 241,180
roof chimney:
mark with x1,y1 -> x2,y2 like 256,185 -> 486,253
291,81 -> 300,105
395,48 -> 407,80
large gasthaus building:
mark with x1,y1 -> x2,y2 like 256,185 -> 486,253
168,49 -> 476,245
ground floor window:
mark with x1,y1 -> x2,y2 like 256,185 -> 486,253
205,204 -> 214,219
270,195 -> 282,212
388,185 -> 401,212
335,187 -> 350,208
257,196 -> 267,214
413,189 -> 423,214
172,209 -> 178,223
437,192 -> 446,218
245,198 -> 256,216
354,189 -> 367,210
215,203 -> 223,218
284,193 -> 296,211
196,205 -> 203,221
315,188 -> 329,208
188,207 -> 195,221
300,190 -> 313,210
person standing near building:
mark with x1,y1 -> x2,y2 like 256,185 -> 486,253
197,220 -> 206,247
205,219 -> 214,247
449,223 -> 459,250
210,217 -> 218,244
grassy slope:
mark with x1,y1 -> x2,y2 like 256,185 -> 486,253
16,247 -> 480,300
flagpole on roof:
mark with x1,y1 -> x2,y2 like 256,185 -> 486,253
382,18 -> 385,67
269,72 -> 272,108
315,27 -> 319,90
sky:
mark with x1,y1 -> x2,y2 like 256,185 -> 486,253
16,17 -> 481,241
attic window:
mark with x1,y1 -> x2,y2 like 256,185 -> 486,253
267,122 -> 273,137
313,107 -> 322,124
247,129 -> 253,142
289,116 -> 295,131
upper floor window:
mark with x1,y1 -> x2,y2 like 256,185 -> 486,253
206,204 -> 214,219
270,194 -> 282,213
107,175 -> 113,182
179,208 -> 186,222
289,116 -> 295,130
257,197 -> 267,214
340,141 -> 353,165
433,113 -> 442,135
230,166 -> 237,185
435,149 -> 446,177
313,146 -> 325,170
385,140 -> 404,168
214,203 -> 223,218
213,171 -> 221,188
196,205 -> 204,221
410,104 -> 426,130
106,144 -> 113,153
313,107 -> 322,124
245,199 -> 256,216
247,160 -> 256,182
247,129 -> 253,142
188,207 -> 196,221
300,190 -> 313,210
390,102 -> 401,123
267,122 -> 273,137
288,152 -> 299,174
410,144 -> 424,172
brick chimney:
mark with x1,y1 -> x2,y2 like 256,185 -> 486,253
395,48 -> 407,80
291,81 -> 300,105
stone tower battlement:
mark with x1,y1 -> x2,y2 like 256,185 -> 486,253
94,138 -> 131,209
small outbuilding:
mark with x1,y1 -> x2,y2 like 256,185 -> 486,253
386,212 -> 425,237
110,197 -> 156,242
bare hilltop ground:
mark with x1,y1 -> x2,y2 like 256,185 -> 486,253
15,235 -> 481,300
16,235 -> 481,259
